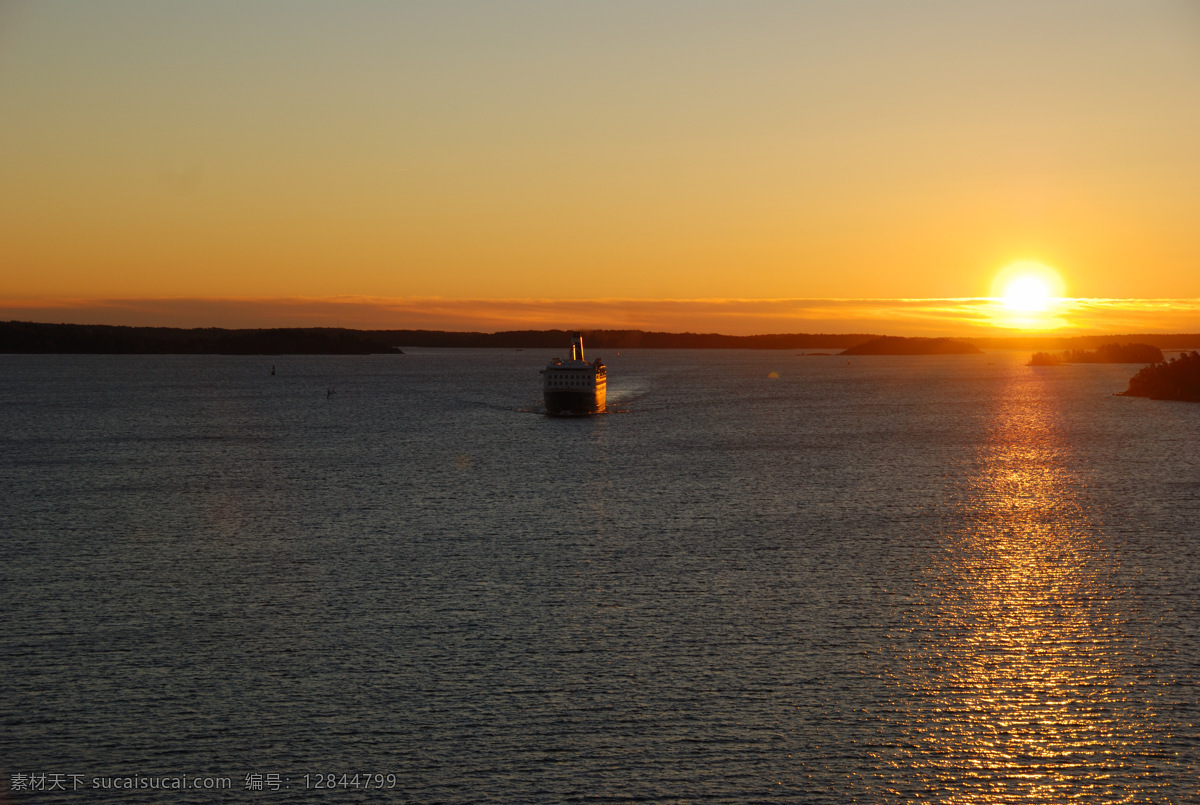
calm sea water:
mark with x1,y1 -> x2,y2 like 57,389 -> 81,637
2,349 -> 1198,803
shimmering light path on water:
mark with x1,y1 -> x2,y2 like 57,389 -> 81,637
1,350 -> 1197,802
875,365 -> 1197,801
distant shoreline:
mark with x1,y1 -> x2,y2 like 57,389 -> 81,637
2,320 -> 1199,355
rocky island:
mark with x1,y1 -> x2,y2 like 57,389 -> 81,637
1119,351 -> 1200,402
839,336 -> 983,356
1029,342 -> 1162,366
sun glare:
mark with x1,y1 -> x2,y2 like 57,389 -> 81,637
990,261 -> 1067,330
1003,276 -> 1052,312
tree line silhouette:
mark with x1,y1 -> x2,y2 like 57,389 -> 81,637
4,321 -> 1197,360
0,322 -> 400,354
1029,342 -> 1163,366
1,322 -> 877,353
1121,351 -> 1200,402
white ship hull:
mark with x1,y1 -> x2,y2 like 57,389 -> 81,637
541,333 -> 606,416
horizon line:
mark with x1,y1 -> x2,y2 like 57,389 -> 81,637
8,319 -> 1200,343
4,294 -> 1200,338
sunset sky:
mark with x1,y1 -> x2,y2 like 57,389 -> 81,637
2,1 -> 1198,335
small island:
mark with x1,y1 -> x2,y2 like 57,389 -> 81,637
1029,342 -> 1163,366
1119,351 -> 1200,402
839,336 -> 983,356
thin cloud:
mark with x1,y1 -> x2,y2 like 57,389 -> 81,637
3,296 -> 1199,337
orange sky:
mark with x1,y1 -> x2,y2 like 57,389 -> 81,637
2,2 -> 1199,335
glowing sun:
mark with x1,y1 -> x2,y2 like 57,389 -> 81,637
989,261 -> 1068,330
993,261 -> 1065,312
1003,275 -> 1053,312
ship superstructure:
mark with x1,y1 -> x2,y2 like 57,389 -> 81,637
541,332 -> 606,416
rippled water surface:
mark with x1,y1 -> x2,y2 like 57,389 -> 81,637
2,349 -> 1198,802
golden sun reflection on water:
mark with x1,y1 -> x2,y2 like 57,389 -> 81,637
882,370 -> 1175,802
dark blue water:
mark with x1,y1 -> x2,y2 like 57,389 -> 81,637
2,349 -> 1198,802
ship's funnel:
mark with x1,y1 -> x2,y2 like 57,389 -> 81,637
572,332 -> 585,362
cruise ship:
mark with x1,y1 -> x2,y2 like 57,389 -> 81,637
541,332 -> 606,416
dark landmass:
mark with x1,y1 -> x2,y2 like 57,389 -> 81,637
840,336 -> 984,356
367,328 -> 877,350
1029,342 -> 1163,366
972,334 -> 1200,351
0,322 -> 401,354
1,321 -> 877,353
1119,351 -> 1200,402
4,320 -> 1199,356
